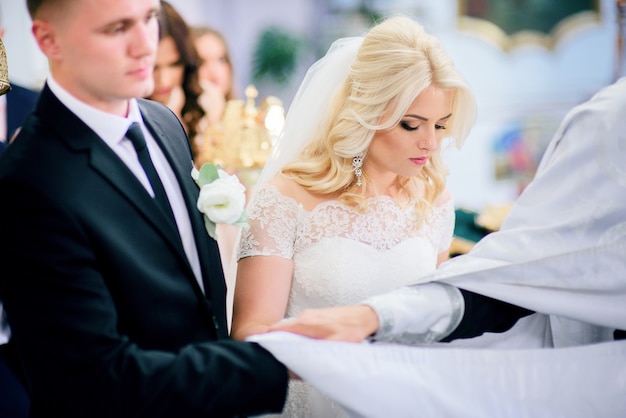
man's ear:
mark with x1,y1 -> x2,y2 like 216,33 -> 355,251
32,20 -> 61,60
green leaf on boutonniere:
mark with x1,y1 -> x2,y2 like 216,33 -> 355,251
197,163 -> 220,186
204,216 -> 217,241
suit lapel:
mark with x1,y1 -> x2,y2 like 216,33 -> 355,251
36,88 -> 225,329
89,147 -> 184,244
139,101 -> 227,324
36,87 -> 193,278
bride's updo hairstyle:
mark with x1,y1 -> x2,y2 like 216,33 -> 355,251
281,16 -> 476,220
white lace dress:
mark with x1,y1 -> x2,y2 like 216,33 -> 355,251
238,183 -> 455,417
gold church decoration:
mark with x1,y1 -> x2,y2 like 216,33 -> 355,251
197,85 -> 284,186
0,38 -> 11,95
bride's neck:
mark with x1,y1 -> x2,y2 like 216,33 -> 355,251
365,174 -> 402,198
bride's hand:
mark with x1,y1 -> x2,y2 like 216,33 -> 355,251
268,305 -> 379,342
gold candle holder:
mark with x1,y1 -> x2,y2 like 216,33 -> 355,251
197,85 -> 284,188
0,38 -> 11,95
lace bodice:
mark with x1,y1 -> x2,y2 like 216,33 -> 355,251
238,183 -> 455,317
239,184 -> 454,417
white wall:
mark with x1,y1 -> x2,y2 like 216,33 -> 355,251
435,1 -> 616,209
0,0 -> 47,89
167,0 -> 319,103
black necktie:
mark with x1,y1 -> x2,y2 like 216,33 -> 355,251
125,122 -> 177,226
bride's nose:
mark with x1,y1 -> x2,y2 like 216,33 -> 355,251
418,129 -> 437,150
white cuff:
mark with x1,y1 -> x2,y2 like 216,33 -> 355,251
364,282 -> 464,344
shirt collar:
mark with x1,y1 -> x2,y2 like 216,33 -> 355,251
46,75 -> 144,148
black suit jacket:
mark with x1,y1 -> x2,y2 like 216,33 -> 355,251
0,83 -> 39,155
5,83 -> 39,141
0,85 -> 287,417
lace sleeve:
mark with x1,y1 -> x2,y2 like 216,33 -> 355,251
237,184 -> 300,260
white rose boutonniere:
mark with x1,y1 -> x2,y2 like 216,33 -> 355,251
192,163 -> 249,240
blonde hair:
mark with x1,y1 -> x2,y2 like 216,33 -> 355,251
282,16 -> 476,223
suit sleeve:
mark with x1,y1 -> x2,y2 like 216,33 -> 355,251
0,177 -> 288,417
441,289 -> 534,342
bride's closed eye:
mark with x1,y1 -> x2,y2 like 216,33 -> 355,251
400,121 -> 419,131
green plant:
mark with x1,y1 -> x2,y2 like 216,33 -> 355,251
252,26 -> 303,86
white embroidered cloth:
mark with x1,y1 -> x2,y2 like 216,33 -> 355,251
251,332 -> 626,418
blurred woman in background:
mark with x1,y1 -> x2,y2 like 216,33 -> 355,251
192,26 -> 237,126
148,1 -> 205,159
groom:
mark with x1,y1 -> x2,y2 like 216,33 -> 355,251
0,0 -> 287,416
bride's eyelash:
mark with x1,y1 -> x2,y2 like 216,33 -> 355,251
400,121 -> 447,131
400,122 -> 418,131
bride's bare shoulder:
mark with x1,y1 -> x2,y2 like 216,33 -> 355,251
268,174 -> 302,195
267,175 -> 332,211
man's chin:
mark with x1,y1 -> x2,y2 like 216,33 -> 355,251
140,83 -> 156,100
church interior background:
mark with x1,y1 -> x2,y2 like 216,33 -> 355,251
2,0 -> 621,243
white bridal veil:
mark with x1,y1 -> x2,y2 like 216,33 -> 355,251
252,36 -> 363,192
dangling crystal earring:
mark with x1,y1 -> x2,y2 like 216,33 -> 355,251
352,152 -> 364,187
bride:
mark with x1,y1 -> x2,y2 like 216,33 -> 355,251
229,16 -> 479,416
